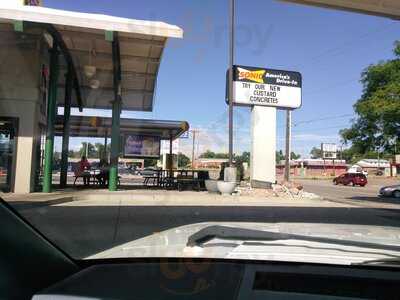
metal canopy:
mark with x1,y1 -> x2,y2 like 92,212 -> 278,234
54,115 -> 189,140
280,0 -> 400,19
0,4 -> 183,111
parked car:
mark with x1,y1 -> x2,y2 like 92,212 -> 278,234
333,173 -> 367,187
118,167 -> 131,175
379,185 -> 400,199
137,167 -> 158,177
126,165 -> 138,175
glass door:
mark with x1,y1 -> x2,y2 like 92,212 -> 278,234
0,119 -> 17,192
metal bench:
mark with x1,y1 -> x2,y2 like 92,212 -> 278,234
143,176 -> 158,186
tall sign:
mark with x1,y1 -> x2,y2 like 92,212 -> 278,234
230,65 -> 302,109
161,139 -> 179,155
321,143 -> 337,159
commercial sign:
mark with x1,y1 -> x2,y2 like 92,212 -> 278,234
321,143 -> 337,159
321,143 -> 337,153
161,139 -> 179,155
124,135 -> 160,158
179,131 -> 189,139
229,65 -> 302,109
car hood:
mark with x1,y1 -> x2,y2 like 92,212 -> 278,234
88,222 -> 400,266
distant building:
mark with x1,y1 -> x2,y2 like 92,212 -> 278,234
194,158 -> 229,169
353,159 -> 391,176
276,159 -> 347,177
356,159 -> 390,168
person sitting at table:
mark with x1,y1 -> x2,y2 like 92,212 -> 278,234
78,156 -> 91,186
96,158 -> 109,187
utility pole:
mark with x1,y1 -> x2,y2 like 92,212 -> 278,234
191,130 -> 197,169
377,147 -> 382,176
284,110 -> 292,182
228,0 -> 235,167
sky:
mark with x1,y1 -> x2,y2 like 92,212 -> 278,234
45,0 -> 400,158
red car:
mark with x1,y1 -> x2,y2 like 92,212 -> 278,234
333,173 -> 367,187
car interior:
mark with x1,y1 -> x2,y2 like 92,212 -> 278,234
2,198 -> 400,300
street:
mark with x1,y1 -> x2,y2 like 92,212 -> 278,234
297,177 -> 400,209
5,178 -> 400,259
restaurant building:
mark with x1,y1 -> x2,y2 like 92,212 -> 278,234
0,0 -> 185,193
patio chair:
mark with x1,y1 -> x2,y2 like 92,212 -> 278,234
73,170 -> 91,186
176,175 -> 200,192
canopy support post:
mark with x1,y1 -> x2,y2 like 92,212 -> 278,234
104,130 -> 108,160
169,133 -> 173,177
42,44 -> 60,193
109,32 -> 122,191
60,66 -> 73,188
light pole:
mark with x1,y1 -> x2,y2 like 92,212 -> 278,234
228,0 -> 235,167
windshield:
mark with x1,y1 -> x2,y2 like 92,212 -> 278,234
1,0 -> 400,267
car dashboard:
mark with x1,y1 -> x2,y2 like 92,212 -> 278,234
32,259 -> 400,300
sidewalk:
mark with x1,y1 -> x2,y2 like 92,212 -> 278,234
1,188 -> 352,209
0,191 -> 74,209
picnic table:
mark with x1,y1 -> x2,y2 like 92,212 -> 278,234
73,169 -> 100,186
144,169 -> 209,191
73,169 -> 119,187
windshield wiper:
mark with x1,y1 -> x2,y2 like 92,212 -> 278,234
186,225 -> 400,253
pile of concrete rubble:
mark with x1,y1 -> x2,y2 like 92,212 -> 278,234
236,181 -> 320,199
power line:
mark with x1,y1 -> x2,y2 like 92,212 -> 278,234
292,125 -> 347,133
293,114 -> 353,127
277,114 -> 353,129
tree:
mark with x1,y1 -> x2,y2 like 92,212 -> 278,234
53,151 -> 61,160
340,41 -> 400,156
276,150 -> 285,163
233,152 -> 250,181
235,151 -> 250,165
144,158 -> 158,167
291,152 -> 301,160
310,147 -> 322,159
177,152 -> 191,167
199,150 -> 216,158
275,150 -> 301,163
94,143 -> 107,159
199,150 -> 229,159
79,142 -> 97,158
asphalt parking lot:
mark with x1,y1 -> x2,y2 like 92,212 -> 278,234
297,177 -> 400,209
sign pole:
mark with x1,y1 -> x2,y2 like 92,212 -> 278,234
228,0 -> 235,167
284,109 -> 292,182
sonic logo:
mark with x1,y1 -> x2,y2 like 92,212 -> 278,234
237,67 -> 265,83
